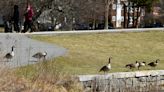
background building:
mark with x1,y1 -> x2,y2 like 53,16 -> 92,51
110,0 -> 145,28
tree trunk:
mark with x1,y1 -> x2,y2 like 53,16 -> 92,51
136,6 -> 139,28
132,3 -> 135,27
105,0 -> 109,29
127,2 -> 130,28
123,4 -> 126,28
92,15 -> 96,29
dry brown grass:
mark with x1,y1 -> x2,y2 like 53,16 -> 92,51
0,65 -> 83,92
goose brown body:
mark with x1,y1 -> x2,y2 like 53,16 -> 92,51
148,59 -> 159,67
4,46 -> 15,62
125,61 -> 139,70
32,51 -> 47,61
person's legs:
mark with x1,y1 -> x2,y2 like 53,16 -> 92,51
4,21 -> 8,33
16,22 -> 20,32
9,22 -> 12,32
14,23 -> 16,32
29,21 -> 33,32
14,22 -> 19,32
23,21 -> 29,33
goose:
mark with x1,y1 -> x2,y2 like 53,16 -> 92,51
125,63 -> 135,69
148,59 -> 159,68
99,57 -> 111,73
138,62 -> 146,70
4,46 -> 15,62
125,61 -> 139,70
134,61 -> 139,69
32,51 -> 47,61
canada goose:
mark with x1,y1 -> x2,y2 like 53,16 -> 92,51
125,61 -> 139,70
135,61 -> 139,69
125,64 -> 135,69
138,62 -> 146,70
148,59 -> 159,68
4,46 -> 15,62
32,51 -> 47,61
99,57 -> 111,73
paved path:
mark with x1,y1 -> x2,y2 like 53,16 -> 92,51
25,28 -> 164,35
0,33 -> 67,68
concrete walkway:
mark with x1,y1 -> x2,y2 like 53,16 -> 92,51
0,33 -> 67,68
25,28 -> 164,35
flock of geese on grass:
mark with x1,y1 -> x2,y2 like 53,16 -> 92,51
3,46 -> 160,73
99,57 -> 160,73
3,45 -> 47,62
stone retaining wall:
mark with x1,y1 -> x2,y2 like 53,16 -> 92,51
78,70 -> 164,92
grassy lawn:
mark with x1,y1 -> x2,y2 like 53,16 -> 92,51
0,27 -> 4,32
16,31 -> 164,76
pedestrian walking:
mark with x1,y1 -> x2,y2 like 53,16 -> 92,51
12,5 -> 20,33
23,3 -> 34,33
3,16 -> 12,33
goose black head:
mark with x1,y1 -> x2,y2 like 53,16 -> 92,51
142,62 -> 146,64
108,57 -> 112,63
11,46 -> 15,51
136,61 -> 138,63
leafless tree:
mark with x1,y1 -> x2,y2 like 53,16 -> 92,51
104,0 -> 114,29
0,0 -> 116,30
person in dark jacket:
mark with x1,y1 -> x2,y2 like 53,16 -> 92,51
13,5 -> 20,33
3,16 -> 12,33
5,20 -> 12,33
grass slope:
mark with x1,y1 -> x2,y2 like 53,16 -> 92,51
18,31 -> 164,75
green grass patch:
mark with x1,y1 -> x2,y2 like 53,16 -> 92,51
16,31 -> 164,76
